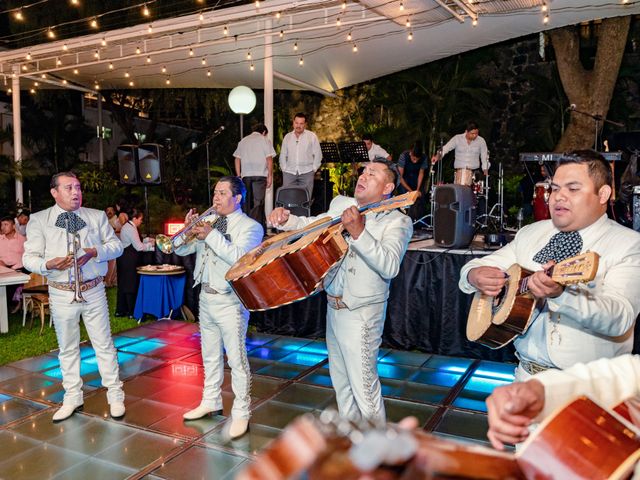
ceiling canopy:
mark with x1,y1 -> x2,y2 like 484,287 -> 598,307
0,0 -> 638,95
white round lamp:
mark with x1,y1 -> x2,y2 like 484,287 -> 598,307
228,86 -> 256,138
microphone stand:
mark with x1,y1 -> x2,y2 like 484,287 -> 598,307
569,107 -> 625,151
185,128 -> 226,201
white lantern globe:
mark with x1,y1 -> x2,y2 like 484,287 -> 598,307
228,86 -> 256,115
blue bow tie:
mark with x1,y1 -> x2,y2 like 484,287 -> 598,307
55,211 -> 87,234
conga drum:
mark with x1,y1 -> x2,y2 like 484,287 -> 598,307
533,182 -> 551,221
454,168 -> 473,186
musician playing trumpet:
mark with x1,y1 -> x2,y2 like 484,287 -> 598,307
269,158 -> 413,423
22,172 -> 125,422
175,176 -> 263,440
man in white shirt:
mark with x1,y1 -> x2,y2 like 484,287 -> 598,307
363,134 -> 391,161
269,159 -> 412,422
22,172 -> 125,422
279,112 -> 323,200
459,150 -> 640,381
234,123 -> 276,228
433,121 -> 489,182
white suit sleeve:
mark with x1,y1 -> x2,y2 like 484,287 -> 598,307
349,214 -> 413,280
22,215 -> 50,275
533,354 -> 640,421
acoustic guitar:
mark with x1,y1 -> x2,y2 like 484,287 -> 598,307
466,252 -> 600,349
237,396 -> 640,480
225,192 -> 419,311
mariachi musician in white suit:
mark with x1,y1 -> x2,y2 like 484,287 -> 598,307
23,172 -> 125,422
269,158 -> 413,423
175,176 -> 263,440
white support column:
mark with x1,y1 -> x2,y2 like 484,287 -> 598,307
11,69 -> 23,205
264,19 -> 275,221
97,92 -> 104,169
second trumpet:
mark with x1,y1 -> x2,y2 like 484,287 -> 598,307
156,205 -> 218,254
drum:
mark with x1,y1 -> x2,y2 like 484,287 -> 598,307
472,179 -> 484,196
454,168 -> 474,186
533,182 -> 551,221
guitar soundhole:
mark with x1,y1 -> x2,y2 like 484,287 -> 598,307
492,286 -> 506,314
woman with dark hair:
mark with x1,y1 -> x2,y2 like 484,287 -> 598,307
115,209 -> 154,317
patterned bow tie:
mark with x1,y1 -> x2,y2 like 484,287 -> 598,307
55,211 -> 87,234
214,216 -> 227,234
532,230 -> 583,264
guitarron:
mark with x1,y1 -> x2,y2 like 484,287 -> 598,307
226,192 -> 418,311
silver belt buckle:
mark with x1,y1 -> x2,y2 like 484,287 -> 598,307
202,283 -> 219,295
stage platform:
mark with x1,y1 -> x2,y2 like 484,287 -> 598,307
0,319 -> 515,479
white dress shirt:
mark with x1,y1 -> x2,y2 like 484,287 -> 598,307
120,221 -> 154,251
459,214 -> 640,370
233,132 -> 276,178
279,129 -> 322,175
442,133 -> 489,170
23,204 -> 123,282
367,142 -> 390,161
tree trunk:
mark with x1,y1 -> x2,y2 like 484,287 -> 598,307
550,16 -> 630,152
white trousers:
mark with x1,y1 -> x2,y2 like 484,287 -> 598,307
49,283 -> 124,406
326,301 -> 387,422
198,290 -> 251,420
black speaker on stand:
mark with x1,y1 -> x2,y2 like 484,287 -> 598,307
117,145 -> 138,185
434,184 -> 476,248
137,143 -> 163,184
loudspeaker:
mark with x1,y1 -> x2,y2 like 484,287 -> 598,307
137,143 -> 163,184
434,184 -> 476,248
117,145 -> 138,185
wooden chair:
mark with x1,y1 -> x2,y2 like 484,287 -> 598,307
22,273 -> 50,334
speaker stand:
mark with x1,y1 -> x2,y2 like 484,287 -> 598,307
412,168 -> 437,229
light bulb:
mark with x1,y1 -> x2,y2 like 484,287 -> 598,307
207,69 -> 211,77
201,57 -> 206,65
294,42 -> 298,51
62,44 -> 68,51
135,46 -> 141,54
399,1 -> 404,11
352,44 -> 358,52
223,25 -> 229,35
109,62 -> 114,69
56,57 -> 62,66
14,10 -> 24,21
299,56 -> 304,66
90,17 -> 98,29
405,18 -> 410,28
472,17 -> 478,26
26,52 -> 32,60
101,37 -> 107,46
250,63 -> 255,71
337,17 -> 341,26
408,31 -> 413,41
347,31 -> 352,41
543,14 -> 549,24
142,4 -> 150,17
279,30 -> 284,38
148,24 -> 153,33
47,28 -> 55,39
189,48 -> 194,56
161,66 -> 167,73
165,78 -> 171,85
247,51 -> 252,60
73,68 -> 79,74
125,71 -> 130,78
129,81 -> 134,87
146,56 -> 151,63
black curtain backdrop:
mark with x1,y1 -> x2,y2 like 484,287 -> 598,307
250,249 -> 516,363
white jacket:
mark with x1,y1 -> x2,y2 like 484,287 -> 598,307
459,215 -> 640,368
175,208 -> 263,294
23,204 -> 123,281
280,195 -> 413,309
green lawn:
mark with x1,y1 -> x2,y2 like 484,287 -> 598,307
0,287 -> 146,366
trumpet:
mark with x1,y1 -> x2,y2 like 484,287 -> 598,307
65,218 -> 86,304
156,205 -> 218,254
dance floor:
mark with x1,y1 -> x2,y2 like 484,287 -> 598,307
0,319 -> 514,479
